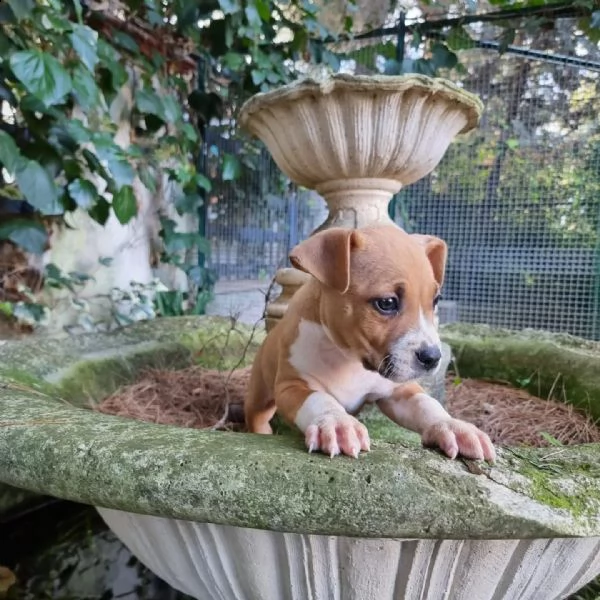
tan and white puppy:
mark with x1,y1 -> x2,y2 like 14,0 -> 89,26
245,225 -> 495,462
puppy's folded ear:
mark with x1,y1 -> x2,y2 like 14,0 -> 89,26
289,228 -> 363,293
411,234 -> 448,287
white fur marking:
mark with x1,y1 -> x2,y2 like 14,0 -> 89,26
294,391 -> 344,432
418,308 -> 440,347
388,308 -> 442,381
288,319 -> 394,412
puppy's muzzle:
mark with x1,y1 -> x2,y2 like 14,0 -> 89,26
362,355 -> 395,378
415,344 -> 441,371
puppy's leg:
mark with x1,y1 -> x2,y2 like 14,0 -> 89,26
275,381 -> 370,458
377,382 -> 495,462
245,360 -> 276,434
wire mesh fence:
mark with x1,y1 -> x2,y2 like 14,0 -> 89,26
392,45 -> 600,340
205,21 -> 600,340
203,128 -> 327,282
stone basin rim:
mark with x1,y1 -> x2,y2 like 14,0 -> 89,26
238,73 -> 484,135
0,317 -> 599,540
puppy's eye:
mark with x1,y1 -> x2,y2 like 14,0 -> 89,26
372,297 -> 400,315
433,294 -> 442,308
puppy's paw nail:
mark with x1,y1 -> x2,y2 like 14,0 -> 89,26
307,443 -> 316,454
351,446 -> 359,459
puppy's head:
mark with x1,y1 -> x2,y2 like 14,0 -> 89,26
289,225 -> 447,383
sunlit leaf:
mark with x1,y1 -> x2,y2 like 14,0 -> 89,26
0,219 -> 48,254
218,0 -> 240,15
15,160 -> 62,215
5,0 -> 34,21
112,185 -> 138,224
9,50 -> 72,106
71,64 -> 101,109
0,130 -> 23,172
68,179 -> 99,209
447,26 -> 476,51
222,154 -> 241,181
70,24 -> 99,72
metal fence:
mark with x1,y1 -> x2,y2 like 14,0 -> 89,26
203,128 -> 327,281
389,46 -> 600,340
205,22 -> 600,340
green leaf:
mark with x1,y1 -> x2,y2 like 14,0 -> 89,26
222,154 -> 241,181
66,120 -> 92,143
9,50 -> 72,106
70,24 -> 99,72
41,12 -> 70,32
138,164 -> 158,193
251,69 -> 267,85
161,95 -> 181,123
135,88 -> 165,120
218,0 -> 240,15
195,173 -> 211,191
181,123 -> 198,143
174,193 -> 203,214
498,28 -> 515,53
68,179 -> 98,209
6,0 -> 34,20
0,302 -> 13,317
72,0 -> 83,22
88,198 -> 110,225
245,4 -> 261,27
0,30 -> 13,56
431,42 -> 458,70
155,290 -> 185,316
0,131 -> 23,172
112,185 -> 137,224
15,160 -> 62,215
0,219 -> 48,254
112,30 -> 139,53
446,26 -> 476,51
13,302 -> 46,324
97,39 -> 128,91
254,0 -> 271,21
539,432 -> 563,447
108,159 -> 135,188
71,64 -> 100,109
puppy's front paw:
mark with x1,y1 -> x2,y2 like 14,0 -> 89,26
422,418 -> 495,462
304,414 -> 370,458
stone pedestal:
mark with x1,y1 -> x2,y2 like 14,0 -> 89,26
264,268 -> 310,332
239,73 -> 483,328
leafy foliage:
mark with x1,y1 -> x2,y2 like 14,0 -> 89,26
1,0 -> 599,329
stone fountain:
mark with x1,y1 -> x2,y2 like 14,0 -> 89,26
238,73 -> 483,330
1,74 -> 599,600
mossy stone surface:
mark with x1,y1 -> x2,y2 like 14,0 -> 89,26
441,323 -> 600,420
0,317 -> 599,538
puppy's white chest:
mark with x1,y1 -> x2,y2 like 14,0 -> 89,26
288,319 -> 391,412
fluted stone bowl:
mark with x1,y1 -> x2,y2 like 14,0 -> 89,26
0,318 -> 599,600
239,74 -> 482,196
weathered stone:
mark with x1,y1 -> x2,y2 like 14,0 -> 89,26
0,482 -> 39,516
0,317 -> 598,539
441,323 -> 600,420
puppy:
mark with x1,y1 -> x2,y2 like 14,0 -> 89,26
245,225 -> 495,461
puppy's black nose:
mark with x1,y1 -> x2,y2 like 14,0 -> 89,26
415,345 -> 441,370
